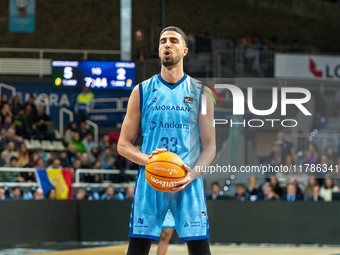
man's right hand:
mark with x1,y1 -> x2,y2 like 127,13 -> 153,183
146,148 -> 167,164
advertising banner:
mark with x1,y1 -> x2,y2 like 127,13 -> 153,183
9,0 -> 35,33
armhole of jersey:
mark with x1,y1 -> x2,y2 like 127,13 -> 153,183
198,83 -> 204,111
138,83 -> 143,112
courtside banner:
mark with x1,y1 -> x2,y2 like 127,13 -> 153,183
9,0 -> 36,33
275,53 -> 340,79
36,169 -> 73,199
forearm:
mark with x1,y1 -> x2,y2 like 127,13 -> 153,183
192,143 -> 216,177
118,141 -> 148,166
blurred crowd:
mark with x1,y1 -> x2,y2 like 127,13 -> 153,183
208,130 -> 340,202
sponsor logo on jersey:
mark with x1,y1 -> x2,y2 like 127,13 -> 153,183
152,88 -> 158,92
184,221 -> 190,228
159,121 -> 189,129
183,96 -> 193,104
150,176 -> 176,188
152,95 -> 158,103
154,166 -> 178,175
138,218 -> 144,224
202,211 -> 206,216
149,105 -> 191,112
150,121 -> 157,130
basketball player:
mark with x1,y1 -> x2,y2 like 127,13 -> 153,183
118,26 -> 216,255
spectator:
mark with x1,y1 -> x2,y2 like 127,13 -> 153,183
75,188 -> 87,200
99,147 -> 116,169
78,121 -> 89,140
320,178 -> 338,202
2,116 -> 14,132
308,185 -> 324,202
79,153 -> 94,183
47,159 -> 63,170
45,189 -> 56,200
34,157 -> 46,169
89,147 -> 100,164
1,156 -> 24,182
273,131 -> 294,159
16,142 -> 29,167
1,141 -> 17,164
20,104 -> 35,139
72,159 -> 81,172
207,182 -> 224,200
83,132 -> 96,154
195,27 -> 211,53
10,95 -> 23,118
246,176 -> 263,201
74,86 -> 94,125
125,186 -> 134,199
34,188 -> 44,200
1,127 -> 21,149
325,157 -> 340,187
7,186 -> 22,200
101,186 -> 124,200
24,95 -> 37,114
0,103 -> 13,124
269,175 -> 283,197
267,144 -> 283,167
33,105 -> 55,140
281,183 -> 303,201
322,134 -> 339,154
59,150 -> 70,168
0,187 -> 5,200
305,176 -> 318,199
234,183 -> 249,201
99,135 -> 112,152
259,183 -> 278,201
46,151 -> 57,166
67,132 -> 86,153
64,121 -> 77,144
67,143 -> 77,164
291,165 -> 309,192
288,178 -> 304,198
211,30 -> 227,52
305,143 -> 319,166
0,93 -> 9,109
276,155 -> 293,187
325,146 -> 338,166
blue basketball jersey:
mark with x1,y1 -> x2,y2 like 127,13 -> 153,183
139,73 -> 202,168
129,73 -> 209,241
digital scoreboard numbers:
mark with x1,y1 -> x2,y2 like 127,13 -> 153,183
52,60 -> 136,89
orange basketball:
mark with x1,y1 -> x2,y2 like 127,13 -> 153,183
145,151 -> 186,192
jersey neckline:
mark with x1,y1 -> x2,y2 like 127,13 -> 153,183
157,73 -> 187,90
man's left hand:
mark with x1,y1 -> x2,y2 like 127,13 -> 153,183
171,164 -> 199,194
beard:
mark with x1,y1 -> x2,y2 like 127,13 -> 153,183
161,53 -> 182,67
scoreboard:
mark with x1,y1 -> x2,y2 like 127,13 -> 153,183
52,60 -> 136,89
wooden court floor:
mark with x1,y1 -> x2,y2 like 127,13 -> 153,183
31,244 -> 340,255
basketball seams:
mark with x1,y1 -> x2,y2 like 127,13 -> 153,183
145,169 -> 185,179
146,160 -> 184,170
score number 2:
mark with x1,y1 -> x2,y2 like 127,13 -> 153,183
161,137 -> 178,153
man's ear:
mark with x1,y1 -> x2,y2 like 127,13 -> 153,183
183,47 -> 189,57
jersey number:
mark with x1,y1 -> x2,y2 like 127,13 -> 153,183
161,137 -> 178,153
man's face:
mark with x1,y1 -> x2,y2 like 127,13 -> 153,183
159,30 -> 188,67
212,184 -> 220,193
107,187 -> 114,196
10,159 -> 18,167
287,185 -> 296,196
236,186 -> 245,195
34,189 -> 44,200
7,129 -> 15,138
7,142 -> 14,151
12,188 -> 20,197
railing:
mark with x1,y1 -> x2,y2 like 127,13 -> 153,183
0,168 -> 138,188
0,47 -> 121,77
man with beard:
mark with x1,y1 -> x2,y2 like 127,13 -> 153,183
118,26 -> 216,255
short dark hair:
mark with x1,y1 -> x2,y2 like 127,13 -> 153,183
160,26 -> 188,47
211,182 -> 220,188
10,156 -> 18,162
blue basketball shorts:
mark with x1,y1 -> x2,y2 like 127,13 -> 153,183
129,167 -> 209,241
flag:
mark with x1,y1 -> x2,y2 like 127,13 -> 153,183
36,169 -> 73,199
